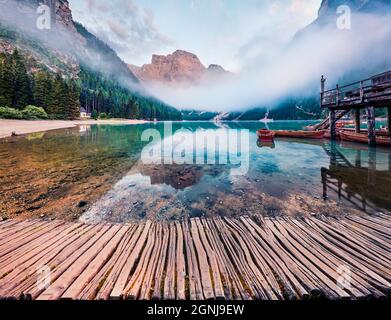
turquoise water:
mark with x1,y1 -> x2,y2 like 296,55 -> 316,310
1,121 -> 390,222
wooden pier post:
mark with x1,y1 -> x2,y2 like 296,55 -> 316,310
321,168 -> 328,200
320,75 -> 326,108
387,106 -> 391,134
329,109 -> 336,140
366,106 -> 376,147
355,109 -> 361,133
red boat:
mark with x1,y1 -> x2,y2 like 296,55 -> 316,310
257,129 -> 275,141
257,140 -> 275,149
324,130 -> 341,140
273,130 -> 325,139
340,131 -> 391,146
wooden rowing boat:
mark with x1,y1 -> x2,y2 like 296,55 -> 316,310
340,131 -> 391,146
257,139 -> 275,149
324,131 -> 341,140
257,129 -> 275,141
336,120 -> 355,128
273,130 -> 325,139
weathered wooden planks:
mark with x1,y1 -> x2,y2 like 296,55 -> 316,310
0,214 -> 390,300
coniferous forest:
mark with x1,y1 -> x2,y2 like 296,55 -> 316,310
0,50 -> 182,121
79,67 -> 182,121
0,50 -> 80,119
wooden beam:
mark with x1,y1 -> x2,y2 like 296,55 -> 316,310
366,106 -> 376,147
329,110 -> 336,140
355,109 -> 361,133
320,75 -> 326,108
321,168 -> 328,200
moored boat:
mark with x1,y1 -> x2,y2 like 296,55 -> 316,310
336,120 -> 355,128
257,139 -> 275,149
273,130 -> 325,139
324,130 -> 341,140
340,131 -> 391,146
257,129 -> 275,141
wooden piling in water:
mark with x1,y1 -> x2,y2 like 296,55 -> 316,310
355,109 -> 361,133
367,106 -> 376,147
330,110 -> 336,140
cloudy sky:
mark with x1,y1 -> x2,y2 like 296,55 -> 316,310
69,0 -> 322,71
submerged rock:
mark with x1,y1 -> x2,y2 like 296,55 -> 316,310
78,201 -> 88,208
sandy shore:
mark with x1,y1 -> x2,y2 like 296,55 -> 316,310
0,119 -> 149,139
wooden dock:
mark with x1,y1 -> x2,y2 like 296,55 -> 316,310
0,214 -> 390,300
319,71 -> 391,145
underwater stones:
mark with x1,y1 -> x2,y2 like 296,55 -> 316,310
78,200 -> 87,208
190,208 -> 203,218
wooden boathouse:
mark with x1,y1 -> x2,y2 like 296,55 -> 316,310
319,70 -> 391,146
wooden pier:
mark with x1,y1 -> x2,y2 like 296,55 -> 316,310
319,71 -> 391,146
0,214 -> 390,300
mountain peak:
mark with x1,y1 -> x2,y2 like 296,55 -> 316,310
129,50 -> 229,85
318,0 -> 391,20
207,64 -> 226,73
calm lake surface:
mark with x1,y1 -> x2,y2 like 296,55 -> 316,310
0,121 -> 390,223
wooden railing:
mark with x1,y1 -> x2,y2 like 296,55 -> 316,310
321,71 -> 391,108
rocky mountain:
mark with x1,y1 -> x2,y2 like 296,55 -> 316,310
129,50 -> 230,86
0,0 -> 182,120
0,0 -> 139,83
296,0 -> 391,38
295,0 -> 391,83
318,0 -> 391,18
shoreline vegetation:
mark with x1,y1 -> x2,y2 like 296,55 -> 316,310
0,119 -> 149,139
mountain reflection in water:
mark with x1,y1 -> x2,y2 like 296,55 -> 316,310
0,121 -> 390,222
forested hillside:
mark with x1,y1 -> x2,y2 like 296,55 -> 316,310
0,1 -> 182,121
0,50 -> 80,119
79,67 -> 182,120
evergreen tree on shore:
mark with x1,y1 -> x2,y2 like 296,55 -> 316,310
66,82 -> 81,120
0,52 -> 21,107
33,71 -> 52,110
11,50 -> 31,109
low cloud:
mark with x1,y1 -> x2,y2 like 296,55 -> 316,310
69,0 -> 173,65
146,11 -> 391,112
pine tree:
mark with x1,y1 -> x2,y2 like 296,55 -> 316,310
11,50 -> 31,109
66,82 -> 80,120
0,55 -> 5,106
47,75 -> 68,117
33,71 -> 52,110
0,54 -> 14,107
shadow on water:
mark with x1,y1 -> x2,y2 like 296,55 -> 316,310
321,140 -> 391,213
